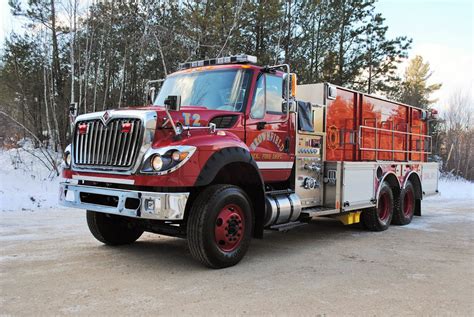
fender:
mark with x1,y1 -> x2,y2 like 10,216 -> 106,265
400,170 -> 423,216
376,171 -> 400,208
194,146 -> 263,187
402,170 -> 421,189
194,145 -> 266,239
402,170 -> 423,209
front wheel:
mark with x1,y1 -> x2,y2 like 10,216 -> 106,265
86,211 -> 144,245
361,181 -> 394,231
187,185 -> 253,269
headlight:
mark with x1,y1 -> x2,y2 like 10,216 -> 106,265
63,144 -> 72,168
141,146 -> 196,174
65,152 -> 71,166
151,155 -> 164,171
171,151 -> 181,161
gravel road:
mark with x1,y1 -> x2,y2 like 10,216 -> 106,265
1,197 -> 473,316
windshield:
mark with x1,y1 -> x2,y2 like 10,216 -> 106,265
154,69 -> 251,112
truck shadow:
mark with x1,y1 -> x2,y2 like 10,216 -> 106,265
107,217 -> 367,271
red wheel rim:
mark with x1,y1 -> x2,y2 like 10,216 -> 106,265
378,192 -> 390,222
214,204 -> 245,252
403,188 -> 415,217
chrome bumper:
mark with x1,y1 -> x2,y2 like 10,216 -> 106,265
59,182 -> 189,221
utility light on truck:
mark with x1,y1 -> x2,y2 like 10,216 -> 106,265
178,54 -> 257,70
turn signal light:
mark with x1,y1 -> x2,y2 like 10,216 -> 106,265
291,73 -> 297,97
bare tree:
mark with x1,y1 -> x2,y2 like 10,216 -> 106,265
442,90 -> 474,180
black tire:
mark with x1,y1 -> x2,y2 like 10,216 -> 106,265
187,185 -> 253,269
361,181 -> 394,231
86,211 -> 143,245
392,181 -> 415,225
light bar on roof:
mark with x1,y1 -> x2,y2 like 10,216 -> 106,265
178,54 -> 257,70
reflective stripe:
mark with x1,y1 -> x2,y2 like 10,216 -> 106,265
256,161 -> 294,169
72,175 -> 135,185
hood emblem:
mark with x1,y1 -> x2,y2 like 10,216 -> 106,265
101,110 -> 111,126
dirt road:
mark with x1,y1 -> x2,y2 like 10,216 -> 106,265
1,197 -> 473,316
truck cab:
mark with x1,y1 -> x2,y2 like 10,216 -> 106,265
60,54 -> 439,268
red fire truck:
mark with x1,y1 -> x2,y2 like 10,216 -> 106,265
59,54 -> 439,268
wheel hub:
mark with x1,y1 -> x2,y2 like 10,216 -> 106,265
215,204 -> 244,252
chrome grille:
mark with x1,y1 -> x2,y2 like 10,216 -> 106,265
73,118 -> 143,169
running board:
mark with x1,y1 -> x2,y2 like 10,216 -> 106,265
302,207 -> 340,216
268,221 -> 307,232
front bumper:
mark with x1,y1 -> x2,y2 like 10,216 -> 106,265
59,182 -> 189,221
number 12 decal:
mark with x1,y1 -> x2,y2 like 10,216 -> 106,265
182,113 -> 201,126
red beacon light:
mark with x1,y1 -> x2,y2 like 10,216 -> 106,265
78,123 -> 88,135
121,122 -> 132,133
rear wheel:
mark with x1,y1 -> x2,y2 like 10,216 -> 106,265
361,181 -> 394,231
392,181 -> 415,225
86,211 -> 143,245
187,185 -> 253,269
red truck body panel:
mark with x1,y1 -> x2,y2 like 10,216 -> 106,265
326,86 -> 429,163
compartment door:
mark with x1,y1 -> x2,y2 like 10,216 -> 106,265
421,163 -> 439,196
342,162 -> 376,211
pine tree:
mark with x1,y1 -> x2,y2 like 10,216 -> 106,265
357,13 -> 411,94
396,55 -> 441,109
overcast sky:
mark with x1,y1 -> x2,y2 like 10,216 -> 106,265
0,0 -> 472,109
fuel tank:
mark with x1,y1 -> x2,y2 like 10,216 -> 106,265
264,193 -> 302,227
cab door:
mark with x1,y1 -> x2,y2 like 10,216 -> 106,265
246,72 -> 294,183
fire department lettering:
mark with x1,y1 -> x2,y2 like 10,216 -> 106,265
249,132 -> 285,152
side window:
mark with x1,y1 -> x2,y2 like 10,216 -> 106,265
265,75 -> 283,114
250,75 -> 265,119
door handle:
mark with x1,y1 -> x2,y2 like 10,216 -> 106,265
257,121 -> 267,130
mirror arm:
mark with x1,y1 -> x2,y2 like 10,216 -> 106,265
164,107 -> 179,136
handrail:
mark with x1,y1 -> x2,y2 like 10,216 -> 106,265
357,125 -> 432,161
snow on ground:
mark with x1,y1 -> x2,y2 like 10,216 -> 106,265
428,176 -> 474,201
0,144 -> 61,211
0,143 -> 472,211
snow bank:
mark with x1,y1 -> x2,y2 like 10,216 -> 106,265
428,176 -> 474,201
0,144 -> 60,211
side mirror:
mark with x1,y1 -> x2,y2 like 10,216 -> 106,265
69,102 -> 77,118
147,87 -> 156,104
164,95 -> 181,111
